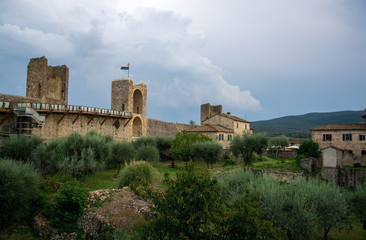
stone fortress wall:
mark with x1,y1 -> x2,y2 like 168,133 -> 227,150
0,57 -> 192,141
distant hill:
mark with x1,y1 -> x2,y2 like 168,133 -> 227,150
251,110 -> 365,136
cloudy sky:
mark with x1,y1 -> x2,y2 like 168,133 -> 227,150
1,0 -> 365,123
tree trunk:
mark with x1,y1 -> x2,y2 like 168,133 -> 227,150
323,227 -> 330,240
363,220 -> 366,230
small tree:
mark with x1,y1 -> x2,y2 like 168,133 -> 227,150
0,159 -> 40,229
191,141 -> 223,168
269,135 -> 289,158
348,184 -> 366,230
50,180 -> 89,234
0,135 -> 43,162
135,163 -> 222,239
170,130 -> 211,167
110,141 -> 136,175
136,145 -> 159,162
297,139 -> 321,158
230,133 -> 267,165
31,143 -> 51,176
308,179 -> 349,240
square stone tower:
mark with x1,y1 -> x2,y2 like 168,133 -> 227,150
111,79 -> 147,137
26,56 -> 69,105
201,103 -> 222,124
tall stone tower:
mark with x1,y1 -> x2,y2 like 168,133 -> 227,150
111,79 -> 147,138
201,103 -> 222,124
26,56 -> 69,105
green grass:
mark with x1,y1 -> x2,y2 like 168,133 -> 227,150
314,219 -> 366,240
0,223 -> 38,240
251,156 -> 302,173
83,169 -> 118,190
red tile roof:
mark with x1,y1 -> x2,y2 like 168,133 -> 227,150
188,124 -> 234,133
311,123 -> 366,131
218,113 -> 250,123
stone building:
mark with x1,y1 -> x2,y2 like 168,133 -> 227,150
311,111 -> 366,167
189,103 -> 252,149
0,56 -> 147,141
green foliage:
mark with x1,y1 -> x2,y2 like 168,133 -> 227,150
296,154 -> 306,167
222,154 -> 236,166
154,136 -> 174,161
307,179 -> 349,240
230,133 -> 268,165
31,143 -> 51,175
297,139 -> 321,158
115,161 -> 160,188
58,147 -> 98,180
0,135 -> 43,162
269,135 -> 289,158
0,159 -> 40,229
135,163 -> 222,239
84,132 -> 112,163
218,170 -> 350,240
191,141 -> 223,168
136,145 -> 159,162
132,136 -> 157,149
219,196 -> 281,240
50,180 -> 89,233
170,130 -> 211,164
110,141 -> 136,174
348,184 -> 366,230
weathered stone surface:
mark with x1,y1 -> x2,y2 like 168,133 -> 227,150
300,158 -> 316,172
147,118 -> 194,137
321,167 -> 366,187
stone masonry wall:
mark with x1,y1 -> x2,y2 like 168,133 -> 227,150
31,113 -> 132,142
321,167 -> 366,187
147,118 -> 194,137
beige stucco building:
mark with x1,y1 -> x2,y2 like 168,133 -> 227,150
311,114 -> 366,167
188,103 -> 252,149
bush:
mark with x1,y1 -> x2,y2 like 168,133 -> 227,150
31,143 -> 51,175
135,163 -> 222,239
191,141 -> 223,168
50,180 -> 89,233
132,136 -> 157,150
136,145 -> 159,162
84,132 -> 112,163
110,141 -> 136,175
223,154 -> 236,166
348,184 -> 366,230
0,135 -> 43,162
297,139 -> 321,158
0,159 -> 40,229
115,161 -> 160,188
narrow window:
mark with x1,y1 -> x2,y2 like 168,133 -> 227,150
342,134 -> 352,141
122,103 -> 125,112
228,135 -> 232,141
237,123 -> 239,128
245,124 -> 247,129
137,106 -> 140,114
360,135 -> 366,141
323,134 -> 332,141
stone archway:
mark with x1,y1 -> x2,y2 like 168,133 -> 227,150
132,117 -> 142,138
133,89 -> 143,114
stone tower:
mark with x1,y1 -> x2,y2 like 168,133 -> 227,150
26,56 -> 69,105
111,79 -> 147,138
201,103 -> 222,124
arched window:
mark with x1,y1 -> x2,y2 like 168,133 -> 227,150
132,117 -> 142,137
133,89 -> 143,115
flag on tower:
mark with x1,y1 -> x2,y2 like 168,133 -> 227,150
121,63 -> 129,70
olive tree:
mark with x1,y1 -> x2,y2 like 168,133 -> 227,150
191,141 -> 223,168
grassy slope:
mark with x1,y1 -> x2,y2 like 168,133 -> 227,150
251,110 -> 365,134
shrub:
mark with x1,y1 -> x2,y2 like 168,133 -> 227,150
136,145 -> 159,162
110,141 -> 136,175
132,136 -> 157,150
84,132 -> 112,164
31,143 -> 51,175
170,130 -> 211,166
297,139 -> 321,158
135,163 -> 222,239
50,180 -> 89,233
116,161 -> 160,188
0,159 -> 40,229
348,184 -> 366,230
191,141 -> 223,168
223,154 -> 237,166
0,135 -> 43,162
57,147 -> 98,180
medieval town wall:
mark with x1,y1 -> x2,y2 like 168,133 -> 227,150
31,113 -> 132,142
147,118 -> 194,137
